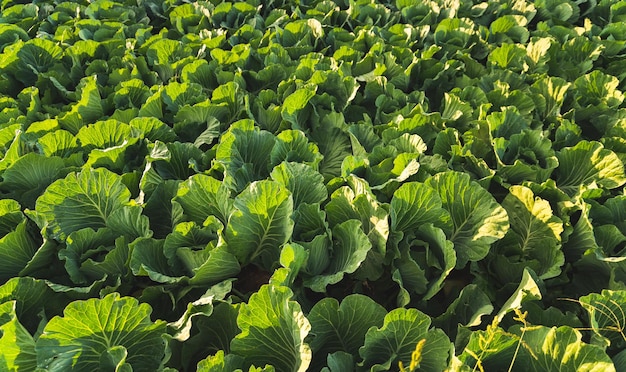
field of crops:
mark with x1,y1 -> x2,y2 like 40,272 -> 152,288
1,0 -> 626,370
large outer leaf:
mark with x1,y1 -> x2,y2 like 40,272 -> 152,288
311,122 -> 352,180
58,76 -> 104,135
225,180 -> 294,268
613,350 -> 626,372
459,323 -> 518,370
281,88 -> 316,129
35,168 -> 131,240
490,185 -> 564,282
0,220 -> 39,281
0,131 -> 28,173
75,120 -> 133,151
9,38 -> 63,85
513,326 -> 615,372
162,82 -> 204,113
308,294 -> 387,364
0,277 -> 61,333
579,290 -> 626,353
573,70 -> 623,109
359,308 -> 451,371
322,351 -> 355,372
101,206 -> 151,241
270,130 -> 323,168
270,162 -> 327,209
128,117 -> 176,143
0,301 -> 36,372
0,153 -> 66,208
556,141 -> 626,196
36,293 -> 167,372
390,182 -> 451,234
530,76 -> 570,119
145,38 -> 189,83
425,171 -> 509,268
230,284 -> 311,372
36,129 -> 80,158
0,199 -> 23,235
174,174 -> 233,226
